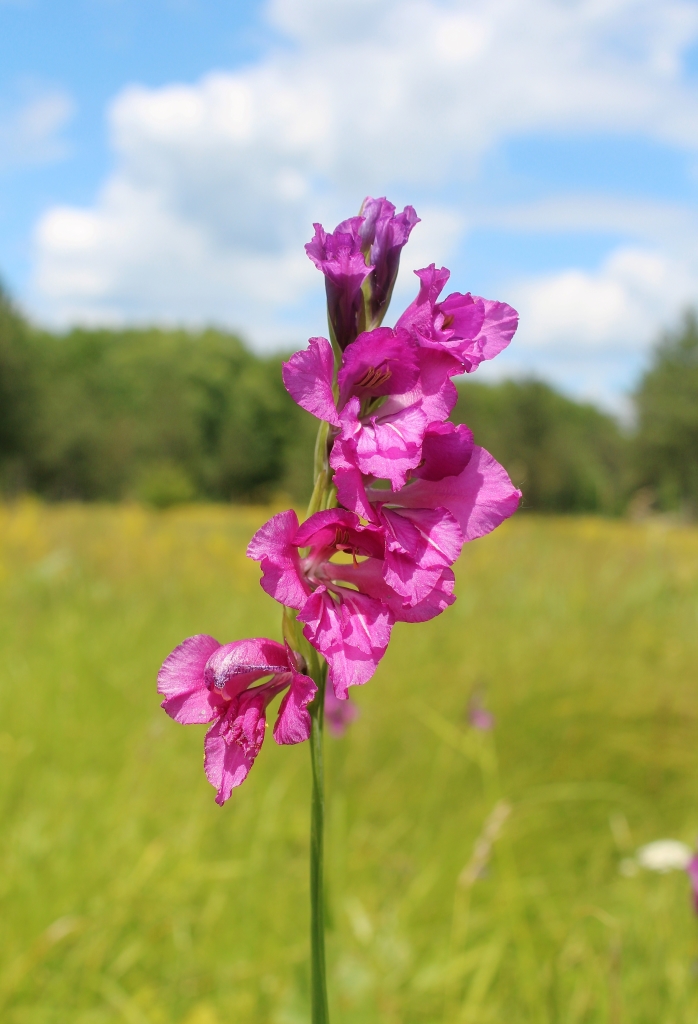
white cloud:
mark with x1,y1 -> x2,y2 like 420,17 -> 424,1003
513,246 -> 695,351
30,0 -> 698,374
0,87 -> 74,169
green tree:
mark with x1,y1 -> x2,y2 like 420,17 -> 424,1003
0,284 -> 40,493
26,326 -> 315,505
453,378 -> 629,513
633,310 -> 698,513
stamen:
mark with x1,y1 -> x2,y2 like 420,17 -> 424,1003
355,365 -> 392,389
442,313 -> 455,329
334,525 -> 359,562
334,526 -> 352,551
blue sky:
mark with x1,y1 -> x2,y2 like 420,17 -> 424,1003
3,0 -> 698,410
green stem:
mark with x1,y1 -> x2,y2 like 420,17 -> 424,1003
309,666 -> 329,1024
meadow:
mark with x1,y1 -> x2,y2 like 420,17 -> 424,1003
1,502 -> 698,1024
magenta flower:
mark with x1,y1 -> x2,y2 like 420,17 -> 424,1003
247,506 -> 460,696
334,431 -> 520,547
397,264 -> 519,373
247,508 -> 394,695
325,688 -> 359,737
157,635 -> 316,804
359,196 -> 419,328
283,331 -> 458,489
367,446 -> 521,543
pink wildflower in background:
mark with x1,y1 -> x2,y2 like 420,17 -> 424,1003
468,693 -> 495,731
325,688 -> 359,737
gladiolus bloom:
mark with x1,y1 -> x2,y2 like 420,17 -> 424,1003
247,506 -> 460,696
283,331 -> 457,489
397,264 -> 519,373
158,635 -> 316,804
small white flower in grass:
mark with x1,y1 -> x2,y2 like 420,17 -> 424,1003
636,840 -> 692,873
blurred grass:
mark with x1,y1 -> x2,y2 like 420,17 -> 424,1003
1,502 -> 698,1023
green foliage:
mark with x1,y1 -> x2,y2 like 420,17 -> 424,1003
3,323 -> 316,505
4,284 -> 698,516
1,505 -> 698,1022
453,379 -> 630,514
0,287 -> 41,493
633,311 -> 698,513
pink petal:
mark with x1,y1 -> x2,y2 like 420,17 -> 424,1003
382,446 -> 521,542
380,506 -> 463,604
414,422 -> 474,481
229,688 -> 270,759
387,506 -> 463,565
298,587 -> 393,697
294,506 -> 384,560
204,638 -> 290,698
282,337 -> 340,426
338,558 -> 456,624
343,400 -> 426,489
438,290 -> 486,342
273,670 -> 317,745
204,718 -> 254,805
464,298 -> 518,368
396,264 -> 450,336
158,634 -> 222,724
331,456 -> 378,523
392,567 -> 456,622
294,506 -> 359,546
379,348 -> 459,427
247,509 -> 309,609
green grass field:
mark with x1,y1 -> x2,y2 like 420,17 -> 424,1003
1,502 -> 698,1024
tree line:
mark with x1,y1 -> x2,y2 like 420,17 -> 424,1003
0,284 -> 696,515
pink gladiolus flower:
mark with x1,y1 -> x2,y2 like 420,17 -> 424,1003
368,446 -> 522,543
325,688 -> 359,737
247,506 -> 460,696
333,410 -> 520,548
283,331 -> 458,489
397,264 -> 519,373
157,635 -> 316,805
248,508 -> 393,696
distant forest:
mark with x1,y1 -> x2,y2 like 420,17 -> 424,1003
1,285 -> 697,515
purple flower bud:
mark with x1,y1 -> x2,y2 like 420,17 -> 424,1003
359,197 -> 419,329
305,218 -> 372,351
305,198 -> 419,350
